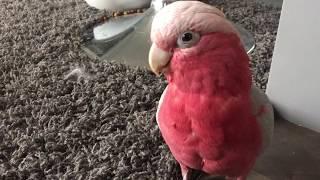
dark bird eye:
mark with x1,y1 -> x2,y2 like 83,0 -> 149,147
177,31 -> 200,49
181,32 -> 193,42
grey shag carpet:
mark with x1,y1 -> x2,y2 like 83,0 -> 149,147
0,0 -> 280,179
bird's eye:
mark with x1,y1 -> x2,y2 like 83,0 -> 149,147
177,31 -> 200,49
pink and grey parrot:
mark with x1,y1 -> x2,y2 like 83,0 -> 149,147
148,1 -> 274,180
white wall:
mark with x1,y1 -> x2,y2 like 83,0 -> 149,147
266,0 -> 320,132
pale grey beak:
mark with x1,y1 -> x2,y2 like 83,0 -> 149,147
148,43 -> 172,76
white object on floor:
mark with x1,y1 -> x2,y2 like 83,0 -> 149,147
266,0 -> 320,132
84,0 -> 152,11
93,14 -> 146,41
92,0 -> 164,41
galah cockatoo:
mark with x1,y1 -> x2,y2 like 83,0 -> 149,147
148,1 -> 274,180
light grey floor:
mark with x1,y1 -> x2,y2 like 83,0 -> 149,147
254,114 -> 320,180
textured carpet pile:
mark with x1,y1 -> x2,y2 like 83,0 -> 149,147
0,0 -> 280,179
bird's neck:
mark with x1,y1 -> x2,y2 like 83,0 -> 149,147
165,57 -> 251,97
165,32 -> 252,97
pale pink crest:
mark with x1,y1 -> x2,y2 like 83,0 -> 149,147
151,1 -> 240,50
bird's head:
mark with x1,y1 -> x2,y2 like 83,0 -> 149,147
149,1 -> 247,80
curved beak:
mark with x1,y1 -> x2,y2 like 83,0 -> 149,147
148,43 -> 172,76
